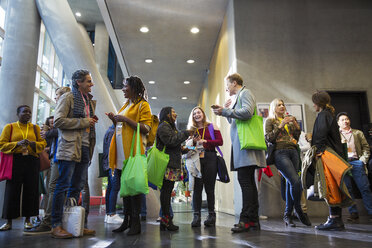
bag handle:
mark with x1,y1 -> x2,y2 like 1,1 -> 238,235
129,123 -> 142,157
207,124 -> 223,157
152,139 -> 166,152
66,197 -> 77,207
237,90 -> 257,116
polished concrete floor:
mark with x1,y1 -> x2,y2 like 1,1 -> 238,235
1,203 -> 372,248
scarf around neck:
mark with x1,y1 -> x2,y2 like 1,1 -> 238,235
72,87 -> 94,118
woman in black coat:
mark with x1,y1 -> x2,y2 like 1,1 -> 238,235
156,107 -> 191,231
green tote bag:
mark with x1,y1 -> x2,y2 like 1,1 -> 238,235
235,94 -> 267,151
146,139 -> 169,189
120,123 -> 149,197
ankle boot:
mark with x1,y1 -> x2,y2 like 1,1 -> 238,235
295,209 -> 312,226
191,213 -> 201,227
160,215 -> 179,231
112,215 -> 130,233
315,217 -> 344,231
283,214 -> 296,227
127,215 -> 141,235
204,213 -> 216,227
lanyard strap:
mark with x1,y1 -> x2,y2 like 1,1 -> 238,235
80,91 -> 90,118
197,127 -> 205,139
17,121 -> 29,140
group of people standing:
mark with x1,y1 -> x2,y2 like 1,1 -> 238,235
0,70 -> 371,239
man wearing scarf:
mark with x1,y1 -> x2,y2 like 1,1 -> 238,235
51,70 -> 97,239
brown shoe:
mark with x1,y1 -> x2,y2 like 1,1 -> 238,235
51,226 -> 73,239
83,228 -> 96,236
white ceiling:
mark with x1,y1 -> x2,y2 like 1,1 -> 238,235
69,0 -> 229,125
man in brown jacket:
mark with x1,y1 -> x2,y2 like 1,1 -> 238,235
337,112 -> 372,223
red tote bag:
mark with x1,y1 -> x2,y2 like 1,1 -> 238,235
0,124 -> 13,181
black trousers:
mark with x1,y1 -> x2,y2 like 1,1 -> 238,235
2,154 -> 39,219
123,194 -> 142,218
237,166 -> 259,223
193,151 -> 218,214
330,206 -> 342,217
160,179 -> 175,217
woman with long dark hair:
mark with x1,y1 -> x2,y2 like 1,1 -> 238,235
106,76 -> 152,235
156,107 -> 191,231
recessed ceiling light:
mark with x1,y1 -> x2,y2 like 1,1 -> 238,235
190,27 -> 199,34
140,26 -> 149,33
187,59 -> 194,64
184,81 -> 190,85
75,12 -> 81,17
145,59 -> 153,63
148,81 -> 155,84
151,96 -> 157,100
181,96 -> 188,100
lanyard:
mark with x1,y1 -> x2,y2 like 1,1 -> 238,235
197,127 -> 205,139
80,91 -> 90,118
164,121 -> 177,133
341,131 -> 353,144
17,121 -> 29,140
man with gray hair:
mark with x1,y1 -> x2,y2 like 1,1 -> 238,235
50,70 -> 97,238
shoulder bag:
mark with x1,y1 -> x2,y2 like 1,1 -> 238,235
235,93 -> 267,151
33,125 -> 50,171
0,124 -> 13,181
207,124 -> 230,183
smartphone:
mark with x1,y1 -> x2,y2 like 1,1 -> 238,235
211,105 -> 219,109
92,115 -> 99,121
193,133 -> 199,138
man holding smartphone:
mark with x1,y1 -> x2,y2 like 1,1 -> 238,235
51,70 -> 98,238
212,73 -> 266,233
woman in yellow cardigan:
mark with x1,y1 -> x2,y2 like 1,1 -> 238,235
0,105 -> 46,231
106,76 -> 152,236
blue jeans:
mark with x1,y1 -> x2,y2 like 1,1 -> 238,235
274,149 -> 302,215
51,146 -> 90,227
345,160 -> 372,215
105,169 -> 121,215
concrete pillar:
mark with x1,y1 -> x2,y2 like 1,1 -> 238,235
0,0 -> 40,215
35,0 -> 117,196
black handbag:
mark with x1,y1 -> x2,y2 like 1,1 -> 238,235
266,142 -> 276,165
207,124 -> 230,183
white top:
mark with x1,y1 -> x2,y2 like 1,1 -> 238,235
115,102 -> 132,170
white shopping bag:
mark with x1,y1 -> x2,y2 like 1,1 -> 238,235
62,198 -> 85,237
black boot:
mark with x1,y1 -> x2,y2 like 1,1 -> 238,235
283,214 -> 296,227
160,215 -> 179,231
204,213 -> 216,227
191,213 -> 201,227
127,215 -> 141,235
112,215 -> 130,233
315,217 -> 344,231
295,209 -> 312,226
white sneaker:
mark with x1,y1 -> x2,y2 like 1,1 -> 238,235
104,215 -> 108,223
106,214 -> 123,224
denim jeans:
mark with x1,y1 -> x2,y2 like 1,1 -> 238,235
105,169 -> 121,215
51,146 -> 90,227
274,148 -> 302,215
345,160 -> 372,215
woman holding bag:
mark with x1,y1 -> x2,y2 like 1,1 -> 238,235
265,99 -> 311,227
106,76 -> 152,236
187,107 -> 223,227
0,105 -> 46,231
156,107 -> 191,231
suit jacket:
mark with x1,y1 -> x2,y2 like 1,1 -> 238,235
221,86 -> 266,170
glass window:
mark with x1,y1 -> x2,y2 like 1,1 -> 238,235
53,55 -> 61,83
37,95 -> 48,125
39,75 -> 52,97
41,33 -> 53,74
0,36 -> 3,57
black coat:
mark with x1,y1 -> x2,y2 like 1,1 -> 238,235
311,109 -> 344,157
156,122 -> 189,169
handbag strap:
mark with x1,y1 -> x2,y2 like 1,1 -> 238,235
153,139 -> 166,152
129,123 -> 142,157
207,123 -> 223,157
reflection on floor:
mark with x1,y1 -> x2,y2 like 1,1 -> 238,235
1,203 -> 372,248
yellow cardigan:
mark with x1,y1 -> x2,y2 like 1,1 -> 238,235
109,99 -> 152,170
0,122 -> 47,157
